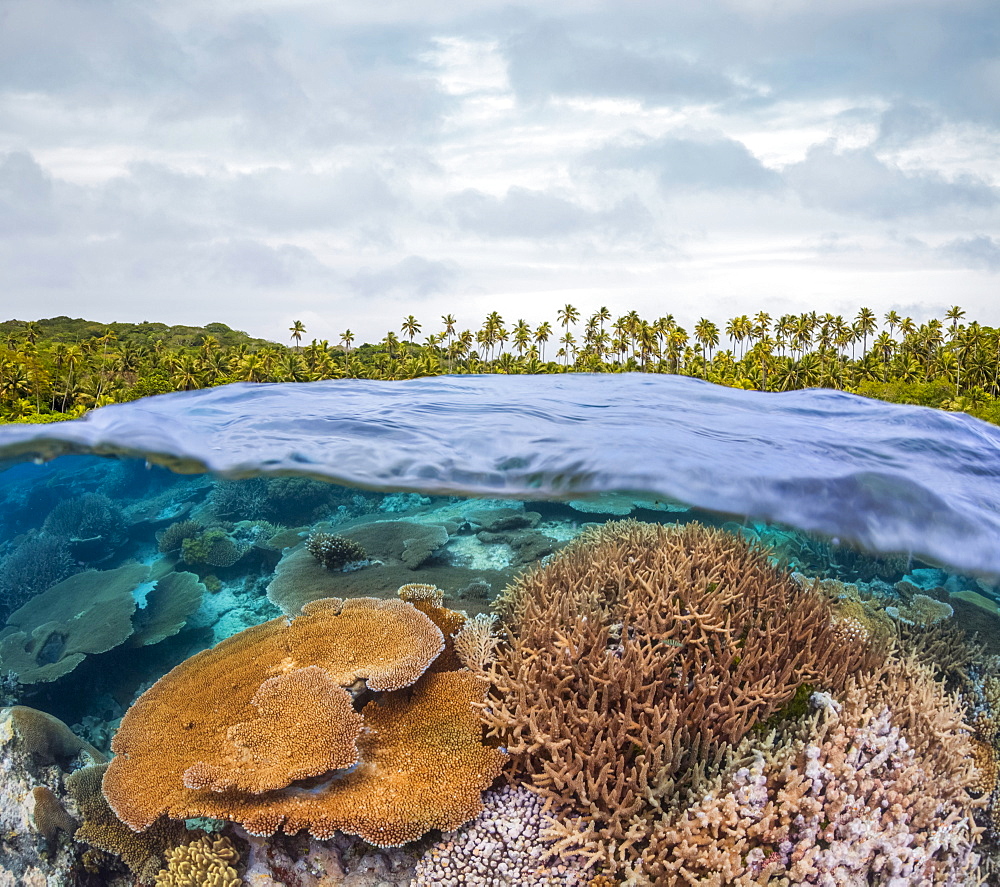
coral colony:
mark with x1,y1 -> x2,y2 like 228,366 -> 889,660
1,464 -> 1000,885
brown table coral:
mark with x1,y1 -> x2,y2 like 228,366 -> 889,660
103,595 -> 505,847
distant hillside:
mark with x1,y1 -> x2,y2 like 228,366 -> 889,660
0,317 -> 278,349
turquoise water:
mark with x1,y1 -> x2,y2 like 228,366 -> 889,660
1,374 -> 999,885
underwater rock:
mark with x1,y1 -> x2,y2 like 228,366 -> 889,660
0,563 -> 150,684
239,828 -> 420,886
465,506 -> 540,532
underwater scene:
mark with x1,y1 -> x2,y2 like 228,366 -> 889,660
2,375 -> 1000,886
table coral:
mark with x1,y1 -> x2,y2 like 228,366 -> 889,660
0,563 -> 150,683
102,597 -> 504,847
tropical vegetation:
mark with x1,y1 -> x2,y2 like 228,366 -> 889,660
3,306 -> 1000,425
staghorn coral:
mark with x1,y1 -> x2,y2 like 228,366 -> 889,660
154,834 -> 241,887
68,762 -> 191,885
635,657 -> 981,885
0,563 -> 150,683
486,520 -> 884,875
453,612 -> 500,675
209,478 -> 270,520
102,596 -> 504,846
305,531 -> 367,570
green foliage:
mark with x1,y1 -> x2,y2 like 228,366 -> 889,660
3,309 -> 1000,428
852,380 -> 953,409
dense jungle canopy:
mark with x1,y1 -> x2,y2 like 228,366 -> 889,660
2,307 -> 999,425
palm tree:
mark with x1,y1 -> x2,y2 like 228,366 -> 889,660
694,318 -> 720,366
557,304 -> 579,366
855,307 -> 877,357
534,321 -> 552,363
945,305 -> 966,341
289,320 -> 307,351
401,315 -> 421,345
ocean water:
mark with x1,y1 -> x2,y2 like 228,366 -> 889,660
1,374 -> 1000,885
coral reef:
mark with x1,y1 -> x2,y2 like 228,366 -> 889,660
0,705 -> 111,886
102,596 -> 504,846
181,527 -> 251,568
129,571 -> 206,648
453,612 -> 500,675
42,492 -> 128,562
238,829 -> 420,885
486,520 -> 884,876
413,785 -> 589,886
158,520 -> 203,554
0,532 -> 79,617
154,834 -> 241,887
0,563 -> 150,683
305,531 -> 368,570
887,592 -> 955,627
636,658 -> 981,885
68,762 -> 192,885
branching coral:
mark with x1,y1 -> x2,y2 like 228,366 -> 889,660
486,520 -> 885,875
102,596 -> 504,846
305,531 -> 367,570
635,657 -> 981,885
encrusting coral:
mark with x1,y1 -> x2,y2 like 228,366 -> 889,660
486,520 -> 886,876
102,595 -> 505,846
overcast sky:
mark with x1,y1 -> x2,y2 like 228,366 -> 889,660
1,0 -> 998,344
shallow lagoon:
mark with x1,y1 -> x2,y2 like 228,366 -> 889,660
1,375 -> 1000,885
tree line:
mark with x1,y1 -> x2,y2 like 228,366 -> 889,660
2,305 -> 1000,425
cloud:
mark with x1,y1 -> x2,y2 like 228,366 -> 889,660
348,255 -> 459,300
0,151 -> 58,235
784,143 -> 998,219
938,235 -> 1000,272
587,133 -> 781,193
503,19 -> 746,105
444,186 -> 650,240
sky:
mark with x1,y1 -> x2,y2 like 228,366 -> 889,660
1,0 -> 999,345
